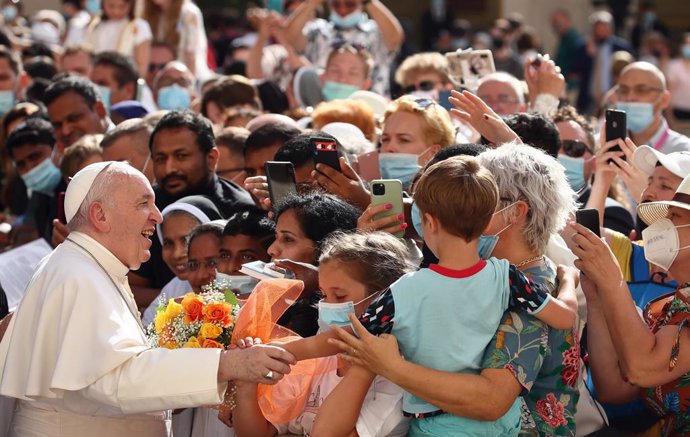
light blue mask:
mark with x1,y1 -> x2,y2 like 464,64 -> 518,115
478,203 -> 516,259
558,154 -> 587,192
411,201 -> 424,238
0,90 -> 15,116
21,157 -> 62,195
86,0 -> 101,15
2,5 -> 17,21
97,85 -> 112,111
157,84 -> 192,110
322,81 -> 360,101
329,10 -> 366,28
616,101 -> 654,134
379,153 -> 421,189
682,46 -> 690,59
317,292 -> 380,333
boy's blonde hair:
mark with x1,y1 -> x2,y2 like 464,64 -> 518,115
60,134 -> 103,180
325,43 -> 374,80
394,52 -> 452,88
383,96 -> 455,148
413,156 -> 498,242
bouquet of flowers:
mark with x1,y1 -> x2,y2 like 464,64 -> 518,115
146,281 -> 240,350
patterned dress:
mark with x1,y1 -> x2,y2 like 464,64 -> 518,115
641,288 -> 690,436
481,259 -> 580,436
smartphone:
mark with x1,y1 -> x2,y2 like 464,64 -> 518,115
311,137 -> 341,172
370,179 -> 404,238
445,49 -> 496,90
605,109 -> 627,159
437,89 -> 454,111
357,151 -> 381,182
576,208 -> 601,238
266,0 -> 283,13
58,191 -> 66,224
264,161 -> 297,213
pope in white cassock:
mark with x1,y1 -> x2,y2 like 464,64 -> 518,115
0,161 -> 296,437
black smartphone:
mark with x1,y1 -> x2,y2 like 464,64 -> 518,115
576,208 -> 601,238
605,109 -> 627,159
311,137 -> 341,172
264,161 -> 297,213
58,191 -> 66,224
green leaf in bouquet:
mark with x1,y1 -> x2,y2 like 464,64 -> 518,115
224,290 -> 238,305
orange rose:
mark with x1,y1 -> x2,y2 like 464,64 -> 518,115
203,302 -> 233,327
202,338 -> 224,349
181,293 -> 204,323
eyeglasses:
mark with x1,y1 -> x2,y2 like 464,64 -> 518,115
148,62 -> 167,73
561,140 -> 593,158
403,80 -> 439,94
187,258 -> 218,272
331,40 -> 368,52
615,85 -> 663,99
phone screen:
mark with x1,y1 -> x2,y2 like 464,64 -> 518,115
265,162 -> 297,212
576,209 -> 601,238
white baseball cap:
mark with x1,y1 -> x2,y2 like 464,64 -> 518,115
633,145 -> 690,179
64,161 -> 113,223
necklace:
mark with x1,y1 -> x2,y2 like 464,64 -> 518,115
515,255 -> 544,268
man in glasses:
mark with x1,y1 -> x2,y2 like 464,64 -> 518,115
283,0 -> 403,98
394,52 -> 455,100
146,41 -> 176,88
613,61 -> 690,154
476,71 -> 527,116
554,105 -> 634,235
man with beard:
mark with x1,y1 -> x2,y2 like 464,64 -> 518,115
129,111 -> 254,303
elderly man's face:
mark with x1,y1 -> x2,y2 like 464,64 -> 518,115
0,57 -> 18,92
616,68 -> 665,106
91,64 -> 135,106
47,90 -> 106,148
477,79 -> 524,116
151,126 -> 219,197
61,51 -> 92,77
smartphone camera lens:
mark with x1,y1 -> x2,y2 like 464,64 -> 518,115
372,183 -> 385,196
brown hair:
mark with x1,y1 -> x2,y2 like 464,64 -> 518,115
143,0 -> 185,49
319,231 -> 413,295
394,52 -> 452,88
60,134 -> 103,179
312,100 -> 376,141
413,156 -> 498,242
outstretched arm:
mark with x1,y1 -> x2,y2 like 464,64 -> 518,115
363,0 -> 404,51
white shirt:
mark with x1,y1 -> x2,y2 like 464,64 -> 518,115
0,232 -> 225,437
87,18 -> 152,56
666,59 -> 690,111
272,356 -> 409,437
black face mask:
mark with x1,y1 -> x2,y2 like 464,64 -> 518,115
493,36 -> 506,50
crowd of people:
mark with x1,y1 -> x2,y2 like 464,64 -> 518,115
1,0 -> 690,436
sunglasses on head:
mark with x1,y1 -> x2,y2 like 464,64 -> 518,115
561,140 -> 593,158
413,98 -> 435,110
403,81 -> 437,94
331,40 -> 367,51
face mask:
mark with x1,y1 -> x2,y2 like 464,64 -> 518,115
478,203 -> 517,259
379,153 -> 421,188
410,89 -> 438,101
411,201 -> 424,238
86,0 -> 101,15
642,218 -> 690,271
322,81 -> 360,101
0,90 -> 15,116
157,84 -> 192,110
226,274 -> 259,296
97,85 -> 112,111
682,46 -> 690,59
616,102 -> 655,134
329,10 -> 366,28
317,291 -> 380,333
21,157 -> 62,195
558,154 -> 587,192
2,5 -> 17,21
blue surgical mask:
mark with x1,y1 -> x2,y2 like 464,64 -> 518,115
317,291 -> 381,333
86,0 -> 101,15
558,154 -> 587,192
157,84 -> 192,110
379,153 -> 421,188
682,46 -> 690,59
411,201 -> 424,238
322,81 -> 360,101
97,85 -> 112,111
616,102 -> 655,133
0,90 -> 15,116
21,157 -> 62,195
2,5 -> 17,21
329,10 -> 366,28
478,203 -> 516,259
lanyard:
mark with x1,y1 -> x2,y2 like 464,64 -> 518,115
66,237 -> 145,332
652,129 -> 670,151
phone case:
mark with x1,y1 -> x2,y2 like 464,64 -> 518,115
576,209 -> 601,238
370,179 -> 404,238
357,151 -> 381,182
264,161 -> 297,212
312,138 -> 341,172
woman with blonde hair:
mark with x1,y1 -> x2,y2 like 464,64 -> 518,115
142,0 -> 211,80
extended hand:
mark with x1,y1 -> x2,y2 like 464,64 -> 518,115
220,344 -> 296,385
357,202 -> 406,235
273,259 -> 319,296
449,90 -> 521,145
567,222 -> 624,288
312,157 -> 371,210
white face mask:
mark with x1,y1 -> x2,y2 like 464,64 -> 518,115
642,218 -> 690,271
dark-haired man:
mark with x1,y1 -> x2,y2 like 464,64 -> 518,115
91,51 -> 157,112
244,123 -> 301,177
